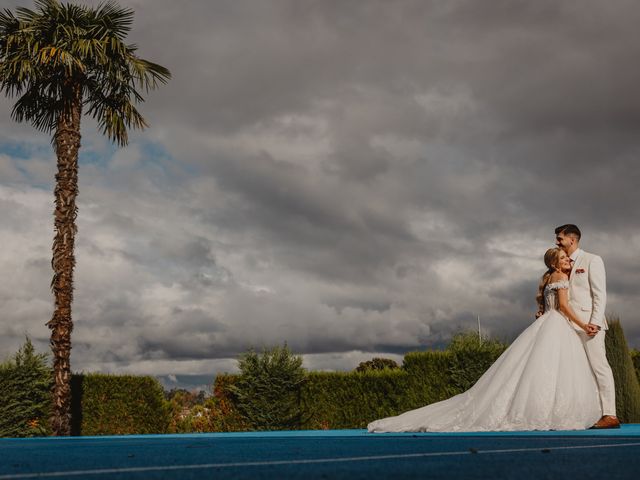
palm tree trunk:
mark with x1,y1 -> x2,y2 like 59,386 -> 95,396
47,85 -> 82,436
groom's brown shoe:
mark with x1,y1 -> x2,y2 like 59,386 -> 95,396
590,415 -> 621,429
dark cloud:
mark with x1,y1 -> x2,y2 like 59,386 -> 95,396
1,1 -> 640,388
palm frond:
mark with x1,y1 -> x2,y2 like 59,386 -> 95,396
126,55 -> 171,91
92,1 -> 134,40
11,83 -> 61,132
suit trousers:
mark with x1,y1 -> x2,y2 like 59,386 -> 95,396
579,329 -> 616,416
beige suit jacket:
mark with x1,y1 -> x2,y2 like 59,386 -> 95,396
568,249 -> 608,330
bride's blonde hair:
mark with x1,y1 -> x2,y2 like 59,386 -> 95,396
535,248 -> 563,315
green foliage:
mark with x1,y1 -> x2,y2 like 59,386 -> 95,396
301,370 -> 411,429
164,388 -> 245,433
0,338 -> 52,437
445,331 -> 508,393
71,373 -> 169,435
164,388 -> 207,406
402,350 -> 459,402
604,318 -> 640,423
166,394 -> 211,433
355,357 -> 399,372
230,343 -> 307,430
211,374 -> 251,432
631,350 -> 640,383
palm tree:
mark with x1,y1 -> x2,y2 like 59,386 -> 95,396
0,0 -> 170,435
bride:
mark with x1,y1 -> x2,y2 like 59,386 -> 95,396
368,248 -> 602,432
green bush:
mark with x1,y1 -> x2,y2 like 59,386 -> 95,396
604,318 -> 640,423
230,343 -> 307,430
71,373 -> 170,435
0,338 -> 52,437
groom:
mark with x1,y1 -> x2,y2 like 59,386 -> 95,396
555,224 -> 620,429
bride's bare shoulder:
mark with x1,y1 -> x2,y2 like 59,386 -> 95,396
549,271 -> 569,283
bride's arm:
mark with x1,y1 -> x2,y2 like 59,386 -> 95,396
547,272 -> 589,332
556,287 -> 589,332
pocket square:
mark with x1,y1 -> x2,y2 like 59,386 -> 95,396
576,268 -> 585,273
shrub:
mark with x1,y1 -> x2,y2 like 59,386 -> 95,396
230,343 -> 306,430
0,338 -> 51,437
604,317 -> 640,423
71,373 -> 170,435
355,358 -> 399,372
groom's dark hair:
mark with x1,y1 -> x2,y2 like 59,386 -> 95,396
555,224 -> 581,240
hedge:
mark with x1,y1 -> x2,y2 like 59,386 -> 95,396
300,370 -> 412,429
402,350 -> 460,403
215,369 -> 415,430
71,373 -> 170,435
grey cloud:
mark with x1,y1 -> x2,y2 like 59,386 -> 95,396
1,1 -> 640,389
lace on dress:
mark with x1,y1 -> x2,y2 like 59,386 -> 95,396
543,280 -> 569,311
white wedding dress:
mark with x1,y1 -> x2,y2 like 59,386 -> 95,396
368,281 -> 602,432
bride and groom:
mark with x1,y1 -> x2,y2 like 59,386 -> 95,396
368,224 -> 620,432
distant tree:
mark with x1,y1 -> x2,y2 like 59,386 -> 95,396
0,338 -> 52,437
164,388 -> 208,407
604,317 -> 640,423
355,358 -> 399,373
0,0 -> 170,435
231,343 -> 307,430
195,390 -> 207,405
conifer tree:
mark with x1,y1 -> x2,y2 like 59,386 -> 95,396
0,338 -> 52,437
605,317 -> 640,423
231,343 -> 306,430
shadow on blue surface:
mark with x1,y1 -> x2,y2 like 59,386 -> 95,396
2,425 -> 640,479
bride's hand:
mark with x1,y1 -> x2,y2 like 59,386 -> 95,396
583,324 -> 599,337
580,323 -> 597,336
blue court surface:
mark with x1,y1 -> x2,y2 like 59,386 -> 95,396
2,425 -> 640,479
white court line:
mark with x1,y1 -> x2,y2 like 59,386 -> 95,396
1,441 -> 640,479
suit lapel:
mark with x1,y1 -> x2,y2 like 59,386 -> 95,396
569,249 -> 582,281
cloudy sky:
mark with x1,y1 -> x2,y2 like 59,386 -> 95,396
1,0 -> 639,392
